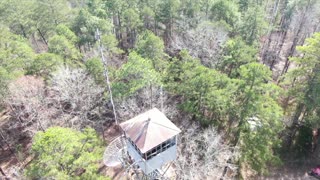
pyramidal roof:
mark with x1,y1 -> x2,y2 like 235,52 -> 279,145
120,108 -> 181,153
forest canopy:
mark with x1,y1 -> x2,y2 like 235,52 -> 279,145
0,0 -> 320,179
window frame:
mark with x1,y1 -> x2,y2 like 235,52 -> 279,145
142,135 -> 177,160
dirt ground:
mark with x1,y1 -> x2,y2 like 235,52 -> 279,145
257,163 -> 317,180
257,145 -> 320,180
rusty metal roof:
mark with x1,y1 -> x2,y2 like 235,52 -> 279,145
120,108 -> 181,153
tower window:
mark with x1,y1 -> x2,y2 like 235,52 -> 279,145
143,136 -> 177,160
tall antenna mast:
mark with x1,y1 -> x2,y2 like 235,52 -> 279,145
95,29 -> 118,125
160,85 -> 164,112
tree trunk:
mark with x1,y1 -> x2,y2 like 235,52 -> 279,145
37,28 -> 48,45
205,0 -> 209,19
153,17 -> 158,35
286,103 -> 305,148
227,63 -> 234,77
281,0 -> 311,77
164,21 -> 171,46
20,24 -> 27,38
0,143 -> 4,151
283,77 -> 297,109
270,56 -> 276,70
0,167 -> 6,177
117,11 -> 123,48
0,129 -> 14,154
262,0 -> 281,66
32,33 -> 40,52
274,1 -> 291,75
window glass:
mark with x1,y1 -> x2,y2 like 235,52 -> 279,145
141,136 -> 178,160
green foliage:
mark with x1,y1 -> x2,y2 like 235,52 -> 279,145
0,0 -> 35,37
165,50 -> 237,126
56,24 -> 78,44
72,9 -> 112,46
180,0 -> 201,18
113,51 -> 161,98
238,63 -> 272,95
238,6 -> 268,45
219,37 -> 257,77
104,0 -> 125,14
0,67 -> 12,100
28,53 -> 63,77
237,63 -> 284,174
48,35 -> 81,63
167,57 -> 284,174
158,0 -> 181,24
33,0 -> 73,41
0,27 -> 34,75
123,8 -> 142,30
0,0 -> 310,176
294,125 -> 313,156
26,127 -> 106,179
0,27 -> 35,100
238,0 -> 250,12
141,6 -> 155,23
240,117 -> 283,174
286,32 -> 320,127
237,63 -> 276,120
101,34 -> 123,54
238,0 -> 262,12
135,31 -> 165,69
85,57 -> 105,84
87,0 -> 108,18
210,0 -> 240,27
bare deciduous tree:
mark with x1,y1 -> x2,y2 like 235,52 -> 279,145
49,66 -> 104,128
174,125 -> 238,180
6,76 -> 47,133
4,67 -> 105,134
169,21 -> 228,67
1,68 -> 106,177
116,86 -> 180,123
0,76 -> 48,168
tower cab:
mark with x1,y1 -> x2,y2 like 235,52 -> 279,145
120,108 -> 181,175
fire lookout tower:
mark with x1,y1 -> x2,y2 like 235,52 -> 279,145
120,108 -> 181,176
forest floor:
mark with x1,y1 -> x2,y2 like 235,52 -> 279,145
258,161 -> 317,180
0,111 -> 33,179
257,144 -> 320,180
